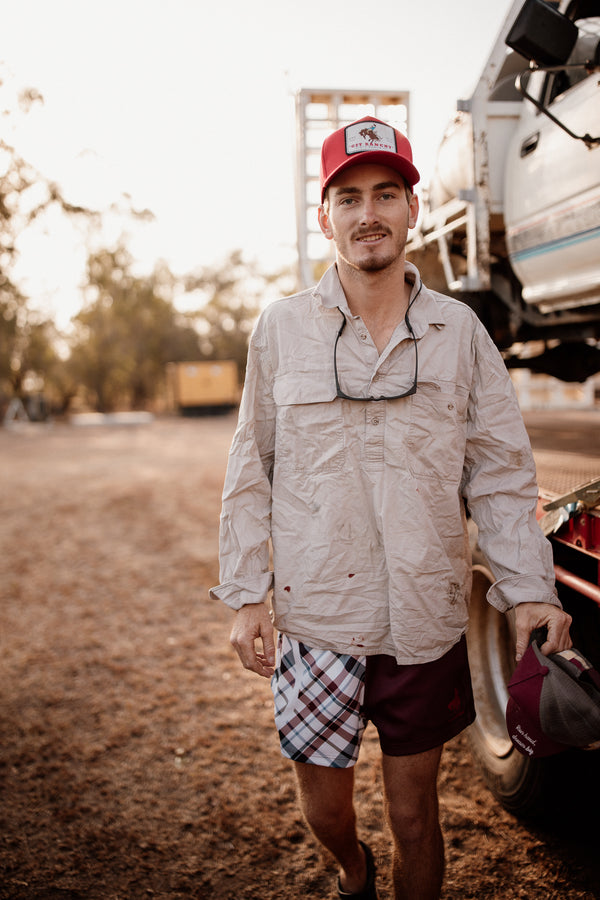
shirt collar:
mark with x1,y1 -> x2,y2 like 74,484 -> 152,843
312,265 -> 349,312
313,262 -> 447,338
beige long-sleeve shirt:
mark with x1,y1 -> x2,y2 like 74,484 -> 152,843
210,263 -> 559,664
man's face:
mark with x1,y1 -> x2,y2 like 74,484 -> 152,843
318,163 -> 419,275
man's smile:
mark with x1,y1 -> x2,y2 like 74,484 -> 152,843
356,232 -> 388,243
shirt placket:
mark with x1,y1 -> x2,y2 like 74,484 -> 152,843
350,319 -> 387,469
364,399 -> 385,468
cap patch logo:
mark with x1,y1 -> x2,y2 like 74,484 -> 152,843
345,121 -> 397,156
359,126 -> 381,143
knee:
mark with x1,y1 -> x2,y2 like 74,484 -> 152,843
386,796 -> 439,846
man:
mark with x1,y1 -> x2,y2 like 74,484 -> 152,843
210,116 -> 572,899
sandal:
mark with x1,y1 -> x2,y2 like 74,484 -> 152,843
337,841 -> 378,899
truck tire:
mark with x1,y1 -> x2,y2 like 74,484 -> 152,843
466,563 -> 559,817
467,557 -> 600,820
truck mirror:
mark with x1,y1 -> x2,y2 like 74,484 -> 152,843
506,0 -> 578,66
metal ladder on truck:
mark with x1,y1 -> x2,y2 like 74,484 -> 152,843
295,88 -> 411,290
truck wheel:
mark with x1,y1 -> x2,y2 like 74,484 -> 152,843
466,564 -> 557,817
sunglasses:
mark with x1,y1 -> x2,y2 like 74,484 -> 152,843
333,284 -> 421,401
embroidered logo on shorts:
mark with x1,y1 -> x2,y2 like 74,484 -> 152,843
345,121 -> 397,156
448,687 -> 464,720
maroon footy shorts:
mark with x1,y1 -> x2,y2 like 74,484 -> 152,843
271,633 -> 476,766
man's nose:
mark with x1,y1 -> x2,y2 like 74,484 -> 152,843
360,199 -> 379,224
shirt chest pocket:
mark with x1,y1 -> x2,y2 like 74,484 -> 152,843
406,382 -> 468,483
273,372 -> 345,474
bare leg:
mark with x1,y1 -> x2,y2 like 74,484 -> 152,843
293,761 -> 368,893
382,746 -> 444,900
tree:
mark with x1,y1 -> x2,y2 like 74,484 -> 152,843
65,247 -> 297,412
185,249 -> 296,380
68,246 -> 202,411
0,284 -> 61,417
0,75 -> 155,419
0,80 -> 99,417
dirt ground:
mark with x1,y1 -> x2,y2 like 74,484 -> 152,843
1,414 -> 599,900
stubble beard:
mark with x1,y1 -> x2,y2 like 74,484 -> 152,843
340,233 -> 403,275
335,217 -> 409,275
355,252 -> 397,273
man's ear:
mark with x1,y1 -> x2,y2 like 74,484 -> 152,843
318,205 -> 334,241
408,193 -> 419,230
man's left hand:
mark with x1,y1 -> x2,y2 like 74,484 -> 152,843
514,601 -> 572,661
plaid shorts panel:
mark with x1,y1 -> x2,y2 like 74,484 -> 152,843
271,633 -> 367,768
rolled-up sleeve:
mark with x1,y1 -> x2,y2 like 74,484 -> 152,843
209,323 -> 276,610
460,326 -> 559,613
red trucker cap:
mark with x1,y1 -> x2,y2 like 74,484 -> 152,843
320,116 -> 420,203
505,641 -> 600,758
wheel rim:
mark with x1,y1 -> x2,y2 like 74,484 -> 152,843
467,565 -> 517,759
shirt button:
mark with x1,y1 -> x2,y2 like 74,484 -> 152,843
360,332 -> 368,341
371,417 -> 380,425
447,403 -> 455,410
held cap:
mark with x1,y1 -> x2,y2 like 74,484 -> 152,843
319,116 -> 420,203
506,641 -> 600,758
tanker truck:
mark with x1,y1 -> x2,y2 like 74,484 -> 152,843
407,0 -> 600,382
406,0 -> 600,818
294,0 -> 600,818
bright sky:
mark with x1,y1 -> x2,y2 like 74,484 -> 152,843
2,0 -> 515,327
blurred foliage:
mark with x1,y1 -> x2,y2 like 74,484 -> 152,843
65,246 -> 295,413
1,238 -> 296,416
2,236 -> 296,418
0,77 -> 297,419
68,246 -> 200,412
184,249 -> 295,383
0,72 -> 295,423
0,77 -> 137,417
0,118 -> 97,417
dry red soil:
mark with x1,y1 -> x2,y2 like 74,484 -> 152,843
1,416 -> 598,899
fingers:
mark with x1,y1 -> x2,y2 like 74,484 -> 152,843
515,631 -> 529,663
541,610 -> 573,657
230,603 -> 276,678
514,602 -> 573,661
260,623 -> 276,670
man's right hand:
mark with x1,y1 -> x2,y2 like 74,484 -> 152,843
229,603 -> 276,678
